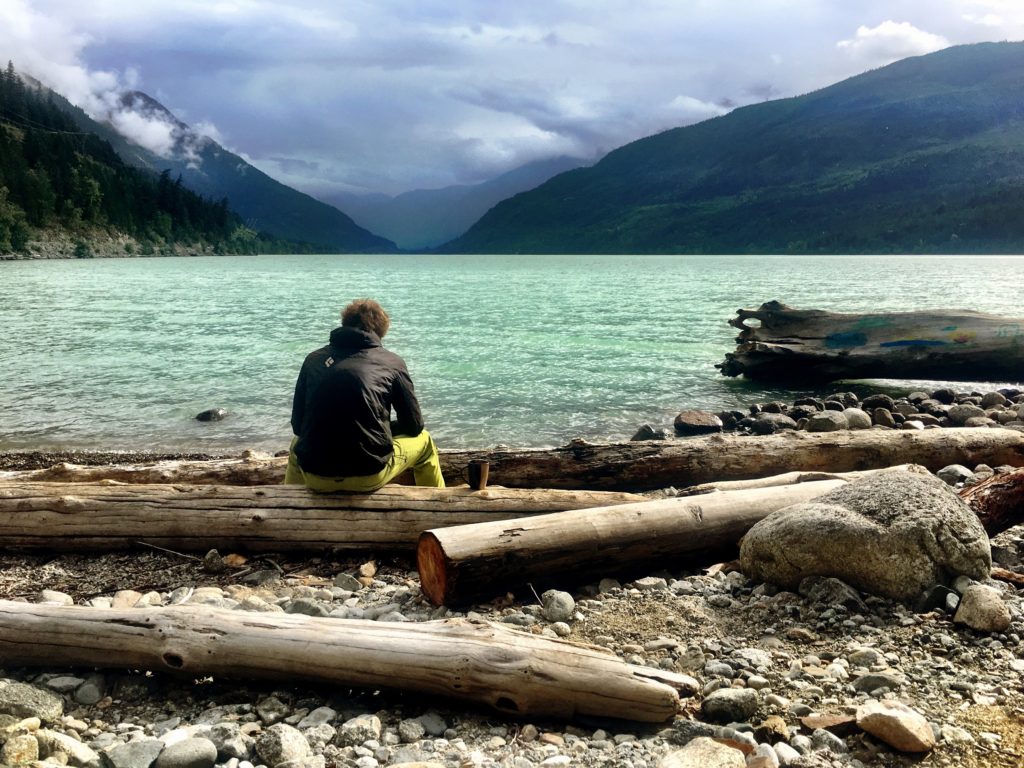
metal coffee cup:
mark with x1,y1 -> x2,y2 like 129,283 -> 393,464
465,459 -> 490,491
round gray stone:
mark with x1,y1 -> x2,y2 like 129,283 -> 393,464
700,688 -> 759,723
101,738 -> 164,768
948,403 -> 986,425
153,739 -> 217,768
862,394 -> 896,411
937,465 -> 974,486
752,413 -> 798,434
805,411 -> 848,432
871,408 -> 897,428
255,724 -> 310,767
398,719 -> 426,743
0,679 -> 63,722
659,737 -> 745,767
954,584 -> 1011,633
541,590 -> 576,622
981,392 -> 1008,408
842,408 -> 872,430
336,715 -> 381,747
739,472 -> 992,601
674,410 -> 723,436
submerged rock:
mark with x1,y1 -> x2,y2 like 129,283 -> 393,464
194,408 -> 227,422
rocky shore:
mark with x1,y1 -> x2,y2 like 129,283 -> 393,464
1,386 -> 1023,768
665,386 -> 1024,439
0,231 -> 220,261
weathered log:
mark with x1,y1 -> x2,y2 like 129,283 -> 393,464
418,479 -> 850,606
958,467 -> 1024,536
717,300 -> 1024,382
0,483 -> 642,554
4,429 -> 1024,492
991,567 -> 1024,587
0,600 -> 697,722
0,456 -> 291,485
678,464 -> 925,495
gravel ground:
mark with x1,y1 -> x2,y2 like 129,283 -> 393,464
1,401 -> 1024,768
0,517 -> 1022,768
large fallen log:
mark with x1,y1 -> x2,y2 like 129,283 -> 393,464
0,601 -> 697,723
4,429 -> 1024,492
0,483 -> 642,554
958,467 -> 1024,536
717,300 -> 1024,382
418,479 -> 850,606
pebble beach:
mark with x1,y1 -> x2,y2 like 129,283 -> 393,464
1,385 -> 1023,768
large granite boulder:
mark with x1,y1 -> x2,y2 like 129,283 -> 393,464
739,472 -> 991,601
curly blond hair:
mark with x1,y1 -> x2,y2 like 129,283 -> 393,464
341,299 -> 391,338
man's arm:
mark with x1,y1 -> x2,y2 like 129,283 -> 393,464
290,364 -> 307,435
391,368 -> 424,437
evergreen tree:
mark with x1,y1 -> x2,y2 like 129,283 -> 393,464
0,60 -> 300,255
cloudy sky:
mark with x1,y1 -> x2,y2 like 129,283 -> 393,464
2,1 -> 1023,197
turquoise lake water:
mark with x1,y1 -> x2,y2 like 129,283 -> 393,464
2,253 -> 1023,452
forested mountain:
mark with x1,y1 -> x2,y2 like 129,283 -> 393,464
444,42 -> 1024,255
325,155 -> 586,250
0,63 -> 285,255
61,91 -> 395,254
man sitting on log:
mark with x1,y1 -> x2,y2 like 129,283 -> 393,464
284,299 -> 445,491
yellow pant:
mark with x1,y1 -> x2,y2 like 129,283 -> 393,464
283,430 -> 445,492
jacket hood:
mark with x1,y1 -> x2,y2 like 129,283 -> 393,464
329,326 -> 381,350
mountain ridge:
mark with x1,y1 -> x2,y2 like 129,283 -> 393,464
60,89 -> 396,253
323,155 -> 588,250
442,41 -> 1024,254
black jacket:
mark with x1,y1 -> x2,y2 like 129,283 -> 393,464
290,327 -> 424,477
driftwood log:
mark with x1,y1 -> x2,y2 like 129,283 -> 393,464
4,429 -> 1024,492
717,300 -> 1024,382
0,483 -> 641,554
0,601 -> 697,722
958,467 -> 1024,536
677,464 -> 922,495
418,478 -> 853,606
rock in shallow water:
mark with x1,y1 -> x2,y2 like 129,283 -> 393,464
194,408 -> 227,422
739,472 -> 991,601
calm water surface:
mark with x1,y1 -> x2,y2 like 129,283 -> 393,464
2,254 -> 1023,452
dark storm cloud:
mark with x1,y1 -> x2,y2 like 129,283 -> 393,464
2,0 -> 1022,195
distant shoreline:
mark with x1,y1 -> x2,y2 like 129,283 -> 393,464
0,230 -> 221,261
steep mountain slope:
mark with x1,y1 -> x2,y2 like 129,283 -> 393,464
444,42 -> 1024,254
325,155 -> 587,250
63,91 -> 395,253
0,65 -> 280,255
